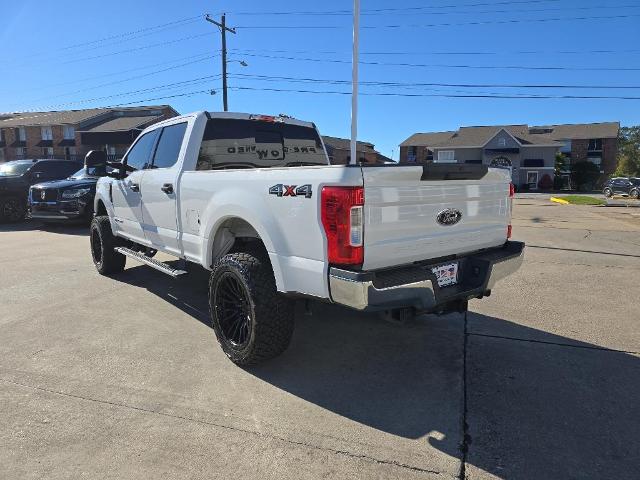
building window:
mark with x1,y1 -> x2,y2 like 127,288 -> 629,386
498,137 -> 507,147
407,146 -> 417,162
17,127 -> 26,142
15,147 -> 26,158
63,125 -> 75,140
588,139 -> 602,151
41,126 -> 53,141
437,150 -> 456,163
43,147 -> 54,158
526,171 -> 539,189
560,140 -> 571,153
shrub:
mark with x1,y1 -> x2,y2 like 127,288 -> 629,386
538,173 -> 553,191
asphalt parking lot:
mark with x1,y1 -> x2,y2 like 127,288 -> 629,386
1,199 -> 639,480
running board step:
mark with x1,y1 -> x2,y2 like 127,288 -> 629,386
114,247 -> 187,277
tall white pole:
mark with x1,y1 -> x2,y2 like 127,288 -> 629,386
350,0 -> 360,165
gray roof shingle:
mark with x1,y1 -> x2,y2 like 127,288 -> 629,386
0,106 -> 174,128
77,115 -> 162,133
400,122 -> 618,148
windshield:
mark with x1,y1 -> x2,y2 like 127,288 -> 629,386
0,161 -> 33,177
68,166 -> 110,179
631,178 -> 640,186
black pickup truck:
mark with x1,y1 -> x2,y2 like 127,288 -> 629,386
0,159 -> 81,222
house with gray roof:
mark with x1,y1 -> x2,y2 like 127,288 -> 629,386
400,122 -> 619,189
0,105 -> 178,163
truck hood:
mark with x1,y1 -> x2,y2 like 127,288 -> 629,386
32,178 -> 98,189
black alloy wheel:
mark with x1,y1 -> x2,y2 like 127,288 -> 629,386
213,272 -> 253,347
90,226 -> 103,266
1,197 -> 26,222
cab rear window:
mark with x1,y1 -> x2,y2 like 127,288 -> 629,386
196,118 -> 328,170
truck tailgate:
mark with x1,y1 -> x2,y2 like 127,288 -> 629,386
361,164 -> 511,270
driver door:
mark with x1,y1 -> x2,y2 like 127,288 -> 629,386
111,129 -> 159,244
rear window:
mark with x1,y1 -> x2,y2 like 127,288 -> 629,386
196,118 -> 327,170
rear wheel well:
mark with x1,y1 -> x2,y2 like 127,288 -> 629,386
210,217 -> 268,267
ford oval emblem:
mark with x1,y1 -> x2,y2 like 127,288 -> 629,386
436,208 -> 462,226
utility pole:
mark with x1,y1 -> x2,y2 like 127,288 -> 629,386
350,0 -> 360,165
205,13 -> 236,111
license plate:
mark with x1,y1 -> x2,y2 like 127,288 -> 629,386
431,262 -> 459,288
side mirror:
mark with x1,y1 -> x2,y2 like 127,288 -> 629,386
106,160 -> 126,179
85,150 -> 107,171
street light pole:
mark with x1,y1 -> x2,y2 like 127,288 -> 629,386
205,13 -> 236,112
350,0 -> 360,165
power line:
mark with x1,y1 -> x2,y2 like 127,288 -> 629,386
32,52 -> 217,90
28,76 -> 221,111
230,46 -> 640,56
14,15 -> 204,62
231,3 -> 640,17
14,55 -> 217,108
231,52 -> 640,72
235,13 -> 640,29
228,0 -> 563,15
228,73 -> 640,90
58,31 -> 214,65
228,85 -> 640,100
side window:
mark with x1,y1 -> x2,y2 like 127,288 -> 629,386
151,122 -> 188,169
124,129 -> 160,172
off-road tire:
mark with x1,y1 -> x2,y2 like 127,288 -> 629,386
209,251 -> 294,366
630,188 -> 639,200
603,187 -> 613,198
90,216 -> 126,275
0,196 -> 27,223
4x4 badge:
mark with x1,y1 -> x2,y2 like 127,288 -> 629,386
269,184 -> 312,199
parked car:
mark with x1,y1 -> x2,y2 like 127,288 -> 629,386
90,111 -> 524,365
29,152 -> 111,224
603,177 -> 640,198
0,159 -> 82,222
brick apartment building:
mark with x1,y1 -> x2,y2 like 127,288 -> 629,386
322,135 -> 392,164
0,105 -> 178,163
399,122 -> 619,189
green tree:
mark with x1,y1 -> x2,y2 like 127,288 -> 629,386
571,161 -> 600,191
553,152 -> 568,190
615,126 -> 640,177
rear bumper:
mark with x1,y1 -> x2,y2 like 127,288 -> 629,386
328,241 -> 524,311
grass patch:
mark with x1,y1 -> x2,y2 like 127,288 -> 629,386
557,195 -> 606,205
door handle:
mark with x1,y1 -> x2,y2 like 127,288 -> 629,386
161,183 -> 174,194
128,182 -> 140,192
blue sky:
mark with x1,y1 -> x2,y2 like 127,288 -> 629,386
1,0 -> 639,159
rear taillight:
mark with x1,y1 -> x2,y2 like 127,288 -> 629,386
507,224 -> 512,239
321,186 -> 364,265
509,183 -> 515,198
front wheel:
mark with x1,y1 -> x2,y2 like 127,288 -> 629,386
90,216 -> 126,275
630,189 -> 639,200
603,187 -> 613,198
0,196 -> 27,223
209,251 -> 294,366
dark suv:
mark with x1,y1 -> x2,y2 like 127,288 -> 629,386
603,177 -> 640,199
0,159 -> 82,222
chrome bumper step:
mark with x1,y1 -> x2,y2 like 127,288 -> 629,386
114,247 -> 187,277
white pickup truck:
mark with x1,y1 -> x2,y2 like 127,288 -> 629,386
89,111 -> 524,365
